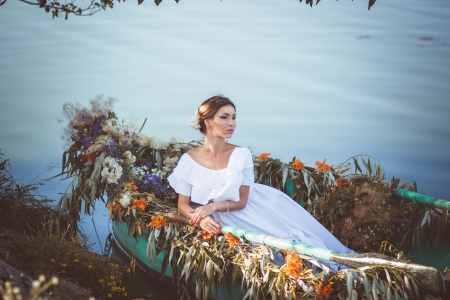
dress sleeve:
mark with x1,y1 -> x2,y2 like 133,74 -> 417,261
167,154 -> 192,197
168,175 -> 192,197
241,148 -> 254,186
242,168 -> 254,186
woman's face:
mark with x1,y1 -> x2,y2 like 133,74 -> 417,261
207,104 -> 236,138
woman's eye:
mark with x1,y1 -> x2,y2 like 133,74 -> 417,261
220,116 -> 227,119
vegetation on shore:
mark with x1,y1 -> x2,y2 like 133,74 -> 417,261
0,150 -> 129,300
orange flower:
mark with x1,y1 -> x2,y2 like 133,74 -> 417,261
132,198 -> 147,211
127,181 -> 139,192
106,204 -> 120,219
224,232 -> 241,247
315,159 -> 332,172
80,152 -> 99,163
336,177 -> 349,188
317,281 -> 335,299
257,153 -> 271,161
284,249 -> 301,278
292,159 -> 304,171
146,215 -> 168,230
199,230 -> 214,240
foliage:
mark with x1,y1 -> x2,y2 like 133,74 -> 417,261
3,0 -> 378,20
143,222 -> 433,299
50,106 -> 449,299
0,150 -> 130,299
0,149 -> 54,235
58,95 -> 116,147
253,154 -> 420,252
4,0 -> 123,19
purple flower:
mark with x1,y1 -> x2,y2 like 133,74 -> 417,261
81,136 -> 91,149
94,157 -> 99,163
100,141 -> 120,158
70,135 -> 76,141
124,131 -> 129,136
145,162 -> 152,169
82,114 -> 91,122
91,123 -> 100,133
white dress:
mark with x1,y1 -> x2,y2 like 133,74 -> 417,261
168,147 -> 353,254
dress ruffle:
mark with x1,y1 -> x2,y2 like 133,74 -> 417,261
167,147 -> 253,205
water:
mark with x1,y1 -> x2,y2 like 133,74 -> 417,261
1,0 -> 449,291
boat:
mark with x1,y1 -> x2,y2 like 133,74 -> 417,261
53,111 -> 449,299
111,188 -> 449,299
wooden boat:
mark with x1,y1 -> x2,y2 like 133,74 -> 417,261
112,220 -> 247,300
112,188 -> 449,299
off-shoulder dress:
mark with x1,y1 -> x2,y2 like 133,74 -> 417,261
167,147 -> 353,253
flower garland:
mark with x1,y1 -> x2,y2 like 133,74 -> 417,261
51,108 -> 448,300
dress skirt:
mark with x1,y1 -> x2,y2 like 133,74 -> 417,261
212,183 -> 354,254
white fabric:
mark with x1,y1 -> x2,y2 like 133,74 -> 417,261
168,147 -> 354,253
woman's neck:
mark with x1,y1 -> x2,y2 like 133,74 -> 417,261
203,135 -> 228,157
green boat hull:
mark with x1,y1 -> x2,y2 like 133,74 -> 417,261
112,221 -> 246,300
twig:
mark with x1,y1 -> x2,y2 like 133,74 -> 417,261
91,217 -> 104,255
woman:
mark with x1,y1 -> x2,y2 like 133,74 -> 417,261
167,95 -> 353,253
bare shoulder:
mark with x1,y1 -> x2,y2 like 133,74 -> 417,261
226,143 -> 240,151
186,146 -> 203,160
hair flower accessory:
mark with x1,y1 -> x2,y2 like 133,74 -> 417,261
188,110 -> 201,130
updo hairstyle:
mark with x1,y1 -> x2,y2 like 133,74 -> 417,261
197,95 -> 236,134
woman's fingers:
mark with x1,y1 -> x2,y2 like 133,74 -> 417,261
191,208 -> 210,225
207,220 -> 221,234
199,217 -> 221,234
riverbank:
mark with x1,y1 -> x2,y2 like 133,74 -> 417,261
0,150 -> 132,299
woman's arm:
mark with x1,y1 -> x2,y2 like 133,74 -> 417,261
190,185 -> 250,225
178,194 -> 221,234
177,194 -> 193,219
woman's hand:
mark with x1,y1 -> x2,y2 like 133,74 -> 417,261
190,203 -> 216,225
198,216 -> 221,235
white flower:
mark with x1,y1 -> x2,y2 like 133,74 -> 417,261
86,135 -> 110,153
136,134 -> 152,147
163,156 -> 179,169
119,193 -> 132,207
101,157 -> 123,184
188,110 -> 201,130
130,166 -> 146,180
169,133 -> 186,144
151,168 -> 166,178
149,136 -> 169,150
123,151 -> 136,163
169,133 -> 186,151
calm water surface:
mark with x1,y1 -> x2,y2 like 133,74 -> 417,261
1,0 -> 449,254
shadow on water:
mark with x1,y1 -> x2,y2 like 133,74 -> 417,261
0,0 -> 377,21
105,233 -> 178,300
